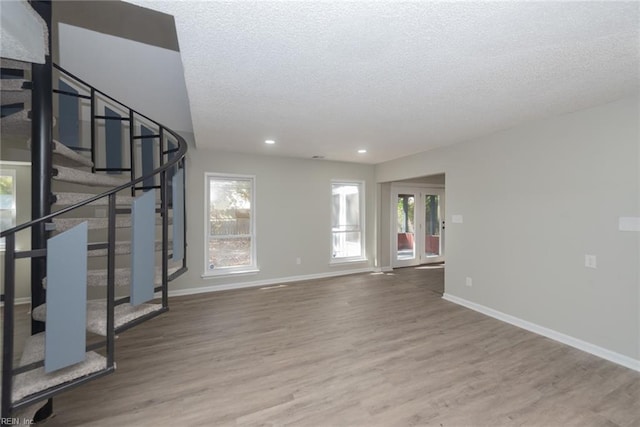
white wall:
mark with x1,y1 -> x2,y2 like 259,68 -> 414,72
171,150 -> 376,293
376,97 -> 640,361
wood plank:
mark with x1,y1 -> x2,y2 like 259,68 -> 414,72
15,266 -> 640,426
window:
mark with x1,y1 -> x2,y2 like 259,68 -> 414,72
0,170 -> 16,251
204,173 -> 256,275
331,181 -> 365,262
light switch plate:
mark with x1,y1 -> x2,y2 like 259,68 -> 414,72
619,217 -> 640,231
452,215 -> 463,224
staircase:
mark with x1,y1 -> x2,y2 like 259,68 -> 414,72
0,54 -> 187,420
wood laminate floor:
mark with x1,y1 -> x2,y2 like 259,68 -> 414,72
18,266 -> 640,425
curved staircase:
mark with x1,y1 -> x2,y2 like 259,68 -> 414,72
1,54 -> 187,420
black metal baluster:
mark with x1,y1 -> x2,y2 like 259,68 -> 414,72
1,234 -> 16,419
90,88 -> 96,172
106,194 -> 116,368
129,110 -> 135,196
161,167 -> 169,309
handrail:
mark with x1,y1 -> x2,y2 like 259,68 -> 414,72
0,64 -> 187,239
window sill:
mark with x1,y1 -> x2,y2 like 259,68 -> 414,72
329,258 -> 368,266
201,268 -> 260,279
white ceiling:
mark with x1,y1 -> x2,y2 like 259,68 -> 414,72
128,1 -> 639,164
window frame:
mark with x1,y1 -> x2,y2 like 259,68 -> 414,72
202,172 -> 258,277
0,168 -> 17,252
330,179 -> 366,264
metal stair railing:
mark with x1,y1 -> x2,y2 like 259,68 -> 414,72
0,62 -> 188,419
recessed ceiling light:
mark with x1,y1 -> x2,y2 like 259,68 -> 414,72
357,149 -> 367,154
265,139 -> 275,145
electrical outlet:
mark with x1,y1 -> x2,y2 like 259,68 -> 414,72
296,257 -> 301,265
466,277 -> 473,287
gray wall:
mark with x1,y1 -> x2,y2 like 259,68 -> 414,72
53,2 -> 194,141
376,96 -> 640,360
172,150 -> 376,292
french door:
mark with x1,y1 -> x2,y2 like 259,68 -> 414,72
392,187 -> 445,267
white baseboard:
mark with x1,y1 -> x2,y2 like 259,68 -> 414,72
165,267 -> 374,298
442,293 -> 640,373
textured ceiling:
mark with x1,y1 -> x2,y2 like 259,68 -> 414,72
128,1 -> 639,164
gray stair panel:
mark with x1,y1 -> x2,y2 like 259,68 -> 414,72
131,190 -> 156,305
11,332 -> 108,403
45,222 -> 88,373
32,301 -> 163,336
53,165 -> 129,187
172,168 -> 185,261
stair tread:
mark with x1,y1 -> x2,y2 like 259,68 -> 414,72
10,332 -> 108,403
1,90 -> 29,106
0,78 -> 27,91
52,140 -> 94,168
54,192 -> 135,207
32,301 -> 163,337
0,108 -> 30,134
87,240 -> 171,257
27,140 -> 94,169
1,58 -> 31,71
53,216 -> 132,231
52,215 -> 169,232
84,265 -> 181,287
53,165 -> 129,187
43,265 -> 181,287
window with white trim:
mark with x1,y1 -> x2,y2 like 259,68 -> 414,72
0,169 -> 16,251
331,181 -> 365,262
205,173 -> 256,275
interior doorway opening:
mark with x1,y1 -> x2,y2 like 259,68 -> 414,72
391,173 -> 445,268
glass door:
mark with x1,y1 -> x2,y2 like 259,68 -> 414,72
423,191 -> 444,263
392,187 -> 445,268
395,192 -> 417,266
